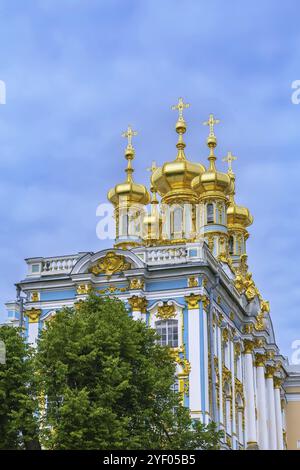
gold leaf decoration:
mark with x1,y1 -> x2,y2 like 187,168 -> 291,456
89,252 -> 131,277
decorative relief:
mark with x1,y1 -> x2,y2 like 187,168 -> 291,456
243,339 -> 255,354
25,308 -> 42,323
128,296 -> 147,313
265,365 -> 276,379
243,323 -> 254,334
76,284 -> 92,295
30,291 -> 40,302
273,376 -> 283,389
185,294 -> 209,311
129,278 -> 145,290
188,276 -> 198,288
157,302 -> 176,320
89,252 -> 131,277
98,285 -> 127,295
255,353 -> 266,368
222,328 -> 229,343
234,255 -> 259,301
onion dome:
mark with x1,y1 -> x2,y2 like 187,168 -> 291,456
108,126 -> 150,207
151,98 -> 205,204
227,169 -> 253,230
191,114 -> 232,200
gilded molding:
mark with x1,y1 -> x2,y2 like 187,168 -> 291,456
25,308 -> 42,323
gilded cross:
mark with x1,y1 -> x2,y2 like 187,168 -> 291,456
147,160 -> 157,175
122,125 -> 137,147
222,151 -> 237,173
203,113 -> 220,136
172,97 -> 190,120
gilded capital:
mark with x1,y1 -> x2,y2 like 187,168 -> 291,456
128,296 -> 148,313
25,308 -> 42,323
185,294 -> 201,310
265,365 -> 276,379
255,353 -> 266,368
243,340 -> 255,354
273,376 -> 283,389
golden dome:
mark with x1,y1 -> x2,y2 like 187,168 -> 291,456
151,98 -> 205,204
227,173 -> 253,229
191,115 -> 231,199
108,126 -> 150,207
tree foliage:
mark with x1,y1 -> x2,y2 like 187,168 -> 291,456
0,325 -> 40,449
35,294 -> 221,450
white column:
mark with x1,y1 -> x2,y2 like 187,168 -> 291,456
217,323 -> 224,428
255,355 -> 268,449
186,295 -> 202,419
128,297 -> 147,322
230,339 -> 236,446
202,302 -> 210,424
265,366 -> 277,450
243,341 -> 258,449
274,378 -> 284,450
25,308 -> 42,346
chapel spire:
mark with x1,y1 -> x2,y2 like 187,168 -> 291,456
171,97 -> 190,161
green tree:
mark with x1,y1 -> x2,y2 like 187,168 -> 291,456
0,325 -> 40,450
35,294 -> 221,450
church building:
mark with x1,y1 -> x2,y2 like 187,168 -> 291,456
5,99 -> 300,450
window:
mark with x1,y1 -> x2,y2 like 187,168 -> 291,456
156,320 -> 178,347
207,203 -> 214,224
171,206 -> 183,238
229,236 -> 234,255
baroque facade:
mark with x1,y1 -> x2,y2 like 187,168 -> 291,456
5,99 -> 300,450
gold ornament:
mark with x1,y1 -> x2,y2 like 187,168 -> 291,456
128,296 -> 147,313
265,365 -> 276,379
254,311 -> 266,331
157,303 -> 176,319
25,308 -> 42,323
243,323 -> 254,334
76,284 -> 92,295
255,353 -> 266,367
129,278 -> 145,290
188,276 -> 198,288
273,377 -> 283,389
90,252 -> 131,277
31,291 -> 39,302
185,294 -> 201,310
243,340 -> 255,354
222,328 -> 229,343
234,255 -> 259,301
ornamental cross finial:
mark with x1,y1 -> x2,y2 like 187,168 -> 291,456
172,97 -> 190,120
147,160 -> 157,175
222,151 -> 237,173
203,113 -> 220,136
122,125 -> 137,148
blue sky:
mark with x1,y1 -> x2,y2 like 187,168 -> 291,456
0,0 -> 299,359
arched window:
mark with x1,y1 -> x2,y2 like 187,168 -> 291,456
207,203 -> 214,224
229,236 -> 234,255
155,319 -> 178,347
171,206 -> 183,238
